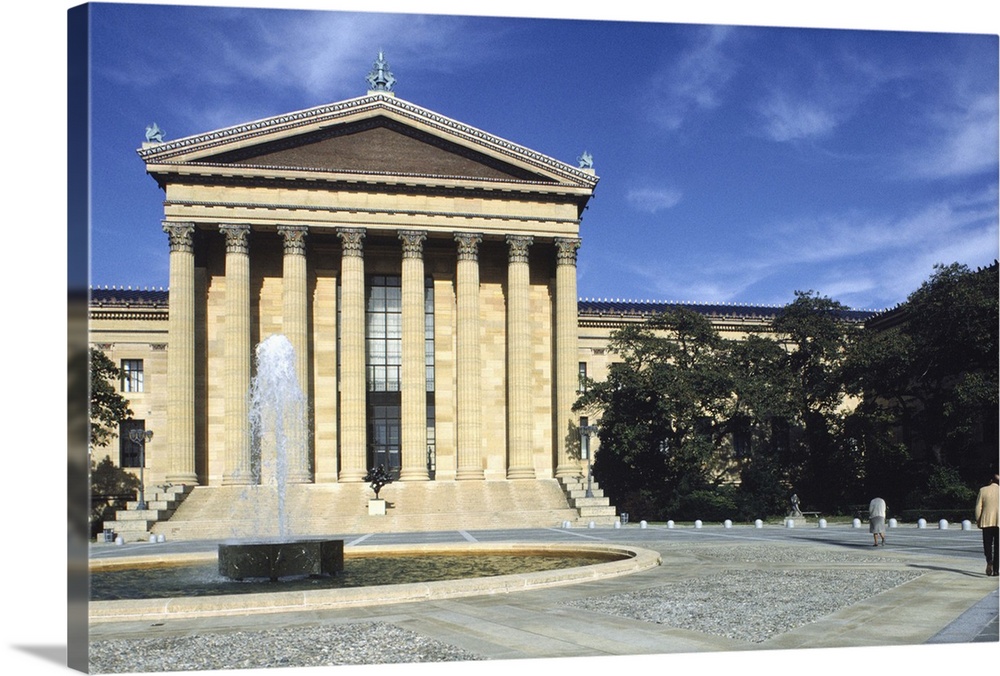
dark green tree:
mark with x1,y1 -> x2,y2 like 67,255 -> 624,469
89,348 -> 132,449
844,262 -> 998,505
771,291 -> 861,511
575,309 -> 733,519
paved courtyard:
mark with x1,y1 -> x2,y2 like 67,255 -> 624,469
88,523 -> 998,673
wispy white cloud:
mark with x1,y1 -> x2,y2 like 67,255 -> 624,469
901,92 -> 999,180
625,186 -> 683,213
645,25 -> 738,131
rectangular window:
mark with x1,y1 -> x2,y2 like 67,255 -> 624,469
121,359 -> 144,392
119,419 -> 145,468
578,362 -> 588,393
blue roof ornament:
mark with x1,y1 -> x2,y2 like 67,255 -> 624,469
578,150 -> 594,169
366,51 -> 396,93
145,122 -> 165,143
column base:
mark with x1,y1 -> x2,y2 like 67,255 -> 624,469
506,467 -> 536,480
398,469 -> 430,481
166,473 -> 200,486
455,468 -> 485,481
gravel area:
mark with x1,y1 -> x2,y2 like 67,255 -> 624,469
692,543 -> 905,564
88,622 -> 482,674
567,568 -> 922,643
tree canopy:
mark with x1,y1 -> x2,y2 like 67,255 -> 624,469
89,348 -> 132,448
575,262 -> 997,521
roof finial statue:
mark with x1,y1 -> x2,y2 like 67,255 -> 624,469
578,150 -> 594,170
366,50 -> 396,94
145,122 -> 165,144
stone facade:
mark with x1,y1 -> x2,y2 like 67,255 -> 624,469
103,88 -> 599,491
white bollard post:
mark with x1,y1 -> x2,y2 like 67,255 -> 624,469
666,520 -> 674,529
918,518 -> 927,529
115,536 -> 124,546
852,518 -> 861,528
640,520 -> 648,529
724,519 -> 732,528
157,534 -> 166,543
149,534 -> 157,543
588,521 -> 596,529
785,518 -> 795,528
754,519 -> 763,528
694,519 -> 703,529
962,520 -> 972,531
818,518 -> 827,528
888,518 -> 897,529
614,520 -> 621,529
938,519 -> 949,530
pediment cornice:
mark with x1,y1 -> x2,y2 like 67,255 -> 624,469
138,93 -> 599,189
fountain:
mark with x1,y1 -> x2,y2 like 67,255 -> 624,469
217,334 -> 343,581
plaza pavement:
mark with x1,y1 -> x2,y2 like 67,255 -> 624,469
88,522 -> 998,662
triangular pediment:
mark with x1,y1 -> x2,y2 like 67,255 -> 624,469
138,94 -> 598,190
202,116 -> 550,182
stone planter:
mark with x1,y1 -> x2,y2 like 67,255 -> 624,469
368,498 -> 387,516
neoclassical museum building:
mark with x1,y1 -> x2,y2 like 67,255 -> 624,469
90,56 -> 836,539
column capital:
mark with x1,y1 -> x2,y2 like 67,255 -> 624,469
219,224 -> 250,255
505,234 -> 534,264
278,225 -> 308,256
337,228 -> 366,257
454,232 -> 483,261
398,230 -> 427,259
162,222 -> 195,253
554,237 -> 581,266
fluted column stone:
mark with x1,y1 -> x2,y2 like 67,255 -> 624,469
279,225 -> 312,483
398,230 -> 429,481
554,237 -> 582,478
337,228 -> 367,482
454,233 -> 485,480
163,222 -> 199,485
219,224 -> 253,485
505,235 -> 535,479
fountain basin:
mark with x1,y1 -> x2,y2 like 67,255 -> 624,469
218,540 -> 344,581
88,542 -> 661,624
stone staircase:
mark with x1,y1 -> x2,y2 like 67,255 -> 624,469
102,484 -> 195,542
558,475 -> 619,526
137,478 -> 618,541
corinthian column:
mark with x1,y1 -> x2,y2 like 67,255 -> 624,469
220,224 -> 253,485
278,225 -> 312,484
337,228 -> 367,481
398,230 -> 429,481
454,233 -> 484,480
554,237 -> 582,478
162,222 -> 199,485
506,234 -> 535,479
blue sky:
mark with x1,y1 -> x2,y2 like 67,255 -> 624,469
85,2 -> 998,313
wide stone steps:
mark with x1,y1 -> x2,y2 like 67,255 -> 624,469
102,484 -> 195,541
149,479 -> 612,541
558,476 -> 619,525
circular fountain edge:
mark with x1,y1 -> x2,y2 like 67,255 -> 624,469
89,542 -> 661,624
